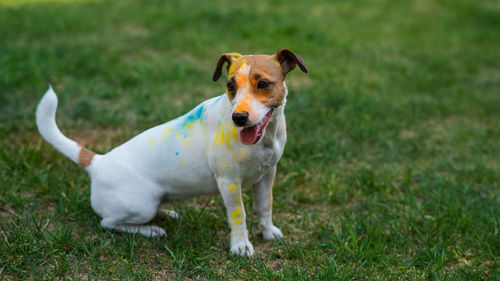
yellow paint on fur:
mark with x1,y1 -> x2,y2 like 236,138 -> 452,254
148,136 -> 156,146
220,125 -> 226,145
230,125 -> 238,139
231,208 -> 241,220
232,217 -> 242,226
161,127 -> 172,143
235,196 -> 241,204
227,53 -> 242,76
214,122 -> 227,146
275,60 -> 280,67
225,133 -> 231,150
228,183 -> 236,193
228,63 -> 237,77
162,127 -> 171,136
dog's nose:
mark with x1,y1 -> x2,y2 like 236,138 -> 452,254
232,112 -> 249,127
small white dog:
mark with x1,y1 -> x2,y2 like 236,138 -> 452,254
36,49 -> 308,257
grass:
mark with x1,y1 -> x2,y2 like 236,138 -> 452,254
0,0 -> 499,279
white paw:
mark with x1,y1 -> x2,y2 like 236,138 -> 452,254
230,238 -> 254,257
142,225 -> 166,237
160,209 -> 179,219
262,225 -> 283,240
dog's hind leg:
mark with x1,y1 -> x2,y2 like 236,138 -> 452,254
95,186 -> 166,237
100,217 -> 166,237
90,170 -> 167,237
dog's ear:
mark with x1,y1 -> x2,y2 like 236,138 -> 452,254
274,48 -> 308,75
213,53 -> 243,81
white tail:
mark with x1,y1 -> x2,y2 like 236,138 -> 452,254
36,86 -> 95,168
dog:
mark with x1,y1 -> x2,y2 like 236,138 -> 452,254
36,48 -> 308,257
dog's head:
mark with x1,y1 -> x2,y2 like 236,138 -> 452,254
213,48 -> 308,145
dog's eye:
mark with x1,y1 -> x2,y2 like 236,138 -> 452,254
226,82 -> 236,93
257,81 -> 269,89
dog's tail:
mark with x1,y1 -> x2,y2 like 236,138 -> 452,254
36,86 -> 98,170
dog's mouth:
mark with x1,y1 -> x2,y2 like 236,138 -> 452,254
240,109 -> 274,145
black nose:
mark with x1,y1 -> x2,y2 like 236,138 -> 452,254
232,112 -> 249,127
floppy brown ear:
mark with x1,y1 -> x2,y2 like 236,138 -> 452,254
212,53 -> 243,81
274,48 -> 308,75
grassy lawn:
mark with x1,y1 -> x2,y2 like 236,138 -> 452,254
1,0 -> 499,279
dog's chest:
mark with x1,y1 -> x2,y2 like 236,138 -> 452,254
239,136 -> 284,185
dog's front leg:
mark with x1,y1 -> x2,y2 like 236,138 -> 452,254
252,165 -> 283,240
216,177 -> 254,257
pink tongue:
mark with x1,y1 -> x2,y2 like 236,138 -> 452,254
240,125 -> 259,145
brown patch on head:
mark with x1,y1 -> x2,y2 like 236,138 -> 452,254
213,49 -> 308,118
227,55 -> 288,109
247,55 -> 287,108
77,144 -> 95,168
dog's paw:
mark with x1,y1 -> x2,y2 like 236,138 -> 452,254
262,225 -> 283,240
160,209 -> 179,219
230,239 -> 254,257
141,225 -> 167,237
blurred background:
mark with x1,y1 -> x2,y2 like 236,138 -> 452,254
1,0 -> 499,279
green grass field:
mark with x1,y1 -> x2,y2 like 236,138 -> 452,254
1,0 -> 499,279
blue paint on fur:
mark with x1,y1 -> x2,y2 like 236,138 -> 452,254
179,104 -> 206,130
186,105 -> 204,123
